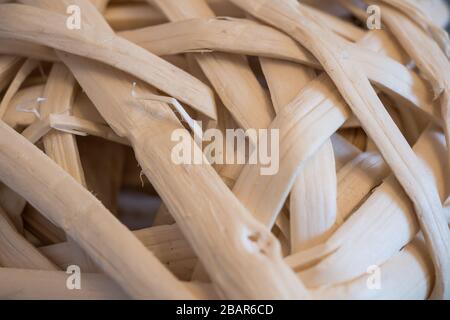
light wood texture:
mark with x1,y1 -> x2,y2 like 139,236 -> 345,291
0,59 -> 38,118
151,0 -> 274,130
0,0 -> 448,301
288,126 -> 448,292
230,0 -> 450,299
0,120 -> 193,299
0,268 -> 218,300
0,56 -> 23,92
260,57 -> 336,252
40,224 -> 197,280
40,63 -> 86,186
0,206 -> 57,270
4,1 -> 217,119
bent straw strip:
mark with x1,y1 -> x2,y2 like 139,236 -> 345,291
21,116 -> 51,144
119,19 -> 437,120
332,134 -> 362,170
40,63 -> 87,186
408,0 -> 450,30
3,85 -> 108,129
0,17 -> 435,120
121,17 -> 342,61
233,73 -> 351,228
109,0 -> 362,39
0,120 -> 193,299
50,114 -> 129,146
0,268 -> 128,300
62,51 -> 308,299
374,3 -> 450,205
22,205 -> 69,244
40,224 -> 196,275
230,0 -> 450,299
229,24 -> 419,229
106,0 -> 244,31
336,151 -> 389,224
376,0 -> 450,59
0,58 -> 38,118
0,12 -> 363,62
299,2 -> 365,42
105,2 -> 167,30
292,126 -> 449,289
0,0 -> 446,300
260,58 -> 317,112
151,0 -> 274,131
43,0 -> 304,290
0,39 -> 58,62
229,20 -> 439,231
0,183 -> 26,232
3,85 -> 44,127
312,237 -> 433,300
0,56 -> 22,92
341,0 -> 449,99
0,268 -> 218,300
260,58 -> 337,253
1,2 -> 216,119
0,18 -> 317,65
38,64 -> 98,268
0,207 -> 58,270
289,141 -> 337,253
131,82 -> 203,141
47,0 -> 308,298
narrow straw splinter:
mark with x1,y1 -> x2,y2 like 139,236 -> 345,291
15,97 -> 46,119
131,82 -> 203,141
